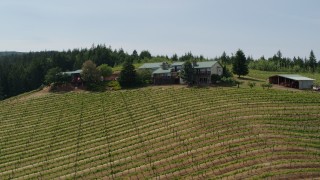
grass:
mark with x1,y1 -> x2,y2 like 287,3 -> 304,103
0,87 -> 320,179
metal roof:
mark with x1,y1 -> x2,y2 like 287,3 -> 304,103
138,63 -> 163,69
274,74 -> 315,81
171,62 -> 185,66
152,68 -> 172,74
62,69 -> 82,75
193,61 -> 218,68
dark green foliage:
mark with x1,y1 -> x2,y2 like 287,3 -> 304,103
309,50 -> 317,73
106,81 -> 121,90
220,77 -> 236,86
220,51 -> 231,65
44,67 -> 63,85
131,50 -> 139,62
261,82 -> 273,89
0,45 -> 135,99
137,69 -> 152,85
222,66 -> 233,78
81,60 -> 101,83
211,74 -> 221,84
139,50 -> 152,60
0,85 -> 5,100
232,49 -> 249,78
181,61 -> 194,85
97,64 -> 112,77
119,59 -> 137,87
171,54 -> 178,61
247,81 -> 256,89
179,52 -> 194,61
86,82 -> 106,92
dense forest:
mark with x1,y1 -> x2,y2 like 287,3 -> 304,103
0,44 -> 318,100
0,45 -> 206,99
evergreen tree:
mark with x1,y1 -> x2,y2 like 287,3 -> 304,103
220,51 -> 228,65
119,59 -> 137,87
309,50 -> 317,73
171,54 -> 178,61
139,50 -> 152,60
44,67 -> 62,85
131,50 -> 139,62
232,49 -> 248,78
181,60 -> 194,85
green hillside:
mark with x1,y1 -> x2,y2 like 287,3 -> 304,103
0,87 -> 320,179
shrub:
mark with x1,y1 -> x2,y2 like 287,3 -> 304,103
137,69 -> 152,85
211,74 -> 221,84
261,82 -> 273,89
221,77 -> 236,86
247,81 -> 256,89
107,81 -> 121,90
86,82 -> 106,92
97,64 -> 113,78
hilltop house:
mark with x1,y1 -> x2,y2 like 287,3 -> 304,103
138,62 -> 164,72
191,61 -> 223,85
62,69 -> 83,85
138,61 -> 223,85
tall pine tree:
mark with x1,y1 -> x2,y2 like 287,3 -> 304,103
232,49 -> 248,78
181,60 -> 194,85
309,50 -> 317,73
119,59 -> 137,87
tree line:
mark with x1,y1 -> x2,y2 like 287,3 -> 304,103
0,45 -> 151,99
0,45 -> 318,100
0,45 -> 208,100
219,50 -> 318,73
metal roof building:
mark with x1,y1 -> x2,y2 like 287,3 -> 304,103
193,61 -> 218,69
269,74 -> 314,89
62,69 -> 82,75
138,63 -> 163,70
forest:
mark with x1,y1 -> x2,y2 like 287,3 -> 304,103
0,44 -> 318,100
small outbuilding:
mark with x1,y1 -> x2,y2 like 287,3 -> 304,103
269,74 -> 314,89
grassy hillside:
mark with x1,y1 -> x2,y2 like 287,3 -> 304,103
0,87 -> 320,179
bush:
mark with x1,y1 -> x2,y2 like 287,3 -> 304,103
97,64 -> 113,77
86,82 -> 106,92
107,81 -> 121,90
220,77 -> 236,86
247,81 -> 256,89
137,69 -> 152,85
261,82 -> 273,89
211,74 -> 221,84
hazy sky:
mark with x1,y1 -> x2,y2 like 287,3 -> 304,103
1,0 -> 319,59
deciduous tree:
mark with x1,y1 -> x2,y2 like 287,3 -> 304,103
81,60 -> 101,83
97,64 -> 113,77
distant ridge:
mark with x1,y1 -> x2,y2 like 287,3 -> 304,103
0,51 -> 25,57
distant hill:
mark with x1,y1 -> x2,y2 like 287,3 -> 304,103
0,51 -> 25,57
0,87 -> 320,179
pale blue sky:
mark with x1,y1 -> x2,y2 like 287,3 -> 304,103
1,0 -> 319,59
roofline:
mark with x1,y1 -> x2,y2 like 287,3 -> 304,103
269,74 -> 315,81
